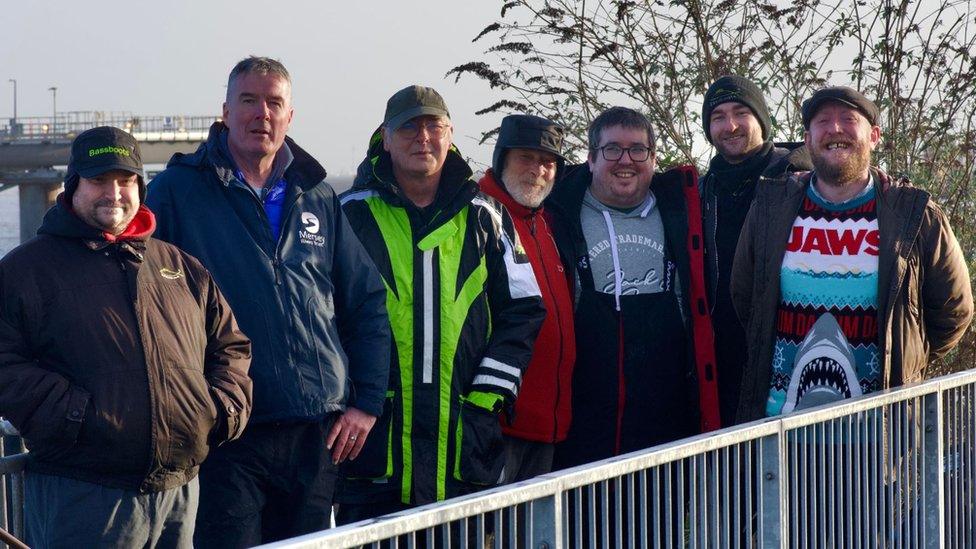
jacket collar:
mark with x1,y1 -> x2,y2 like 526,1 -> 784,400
171,122 -> 327,194
37,195 -> 155,258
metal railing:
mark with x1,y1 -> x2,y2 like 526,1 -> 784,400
1,112 -> 217,142
0,421 -> 25,548
263,369 -> 976,548
0,371 -> 972,548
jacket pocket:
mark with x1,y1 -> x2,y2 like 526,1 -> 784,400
341,391 -> 395,480
453,398 -> 504,485
26,385 -> 90,461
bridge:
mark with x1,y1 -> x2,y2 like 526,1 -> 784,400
0,112 -> 217,242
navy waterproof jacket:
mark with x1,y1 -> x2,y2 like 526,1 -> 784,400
146,123 -> 391,423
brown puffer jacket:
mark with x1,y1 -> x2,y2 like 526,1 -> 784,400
0,199 -> 252,492
731,168 -> 973,423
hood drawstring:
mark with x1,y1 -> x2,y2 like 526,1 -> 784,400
600,198 -> 656,312
601,210 -> 623,312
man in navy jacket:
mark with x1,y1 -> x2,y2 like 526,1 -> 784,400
147,56 -> 390,548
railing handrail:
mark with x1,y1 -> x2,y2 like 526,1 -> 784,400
3,368 -> 973,547
0,112 -> 218,141
0,454 -> 28,476
260,367 -> 976,548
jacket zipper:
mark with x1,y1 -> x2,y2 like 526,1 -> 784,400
421,248 -> 434,384
529,213 -> 566,442
705,175 -> 719,314
236,179 -> 294,285
114,248 -> 159,492
614,314 -> 625,456
272,194 -> 302,287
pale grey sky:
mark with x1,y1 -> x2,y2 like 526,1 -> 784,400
2,0 -> 505,174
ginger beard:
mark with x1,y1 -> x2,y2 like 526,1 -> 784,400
808,133 -> 873,186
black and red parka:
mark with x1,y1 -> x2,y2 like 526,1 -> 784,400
479,170 -> 576,444
546,164 -> 720,468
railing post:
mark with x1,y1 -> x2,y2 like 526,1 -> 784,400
10,470 -> 24,543
0,436 -> 7,534
921,391 -> 945,548
529,494 -> 561,549
760,430 -> 787,548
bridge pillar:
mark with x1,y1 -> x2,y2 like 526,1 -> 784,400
18,180 -> 61,243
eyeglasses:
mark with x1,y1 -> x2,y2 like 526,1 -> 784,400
394,120 -> 451,140
594,144 -> 652,162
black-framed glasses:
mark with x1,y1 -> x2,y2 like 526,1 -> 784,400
394,120 -> 451,140
594,144 -> 652,162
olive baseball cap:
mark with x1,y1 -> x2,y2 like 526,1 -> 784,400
383,85 -> 450,131
801,87 -> 880,129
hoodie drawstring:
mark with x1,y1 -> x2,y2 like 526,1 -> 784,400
601,211 -> 623,312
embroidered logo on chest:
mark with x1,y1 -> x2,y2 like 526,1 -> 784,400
299,212 -> 326,248
159,268 -> 184,280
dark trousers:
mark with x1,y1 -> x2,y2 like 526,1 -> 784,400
500,436 -> 555,484
194,417 -> 338,549
25,473 -> 198,549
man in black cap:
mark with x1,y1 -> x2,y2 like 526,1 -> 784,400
146,57 -> 390,547
0,126 -> 253,548
478,114 -> 576,482
700,75 -> 812,426
336,86 -> 545,521
731,86 -> 972,423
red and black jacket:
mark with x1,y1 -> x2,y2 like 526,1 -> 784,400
546,164 -> 720,468
479,170 -> 576,443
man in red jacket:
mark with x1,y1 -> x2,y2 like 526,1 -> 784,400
478,114 -> 576,482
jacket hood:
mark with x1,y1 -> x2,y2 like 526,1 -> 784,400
38,194 -> 156,244
766,142 -> 812,176
167,122 -> 327,192
351,127 -> 478,215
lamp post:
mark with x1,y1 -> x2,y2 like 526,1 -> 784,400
7,79 -> 15,121
48,86 -> 57,135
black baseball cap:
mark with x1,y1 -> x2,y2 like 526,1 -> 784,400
67,126 -> 144,180
383,85 -> 450,131
801,87 -> 880,129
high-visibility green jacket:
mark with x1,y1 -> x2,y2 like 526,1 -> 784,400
337,134 -> 545,505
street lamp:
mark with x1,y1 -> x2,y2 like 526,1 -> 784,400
48,86 -> 57,134
7,79 -> 15,120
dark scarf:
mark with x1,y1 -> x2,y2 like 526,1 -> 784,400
708,141 -> 775,197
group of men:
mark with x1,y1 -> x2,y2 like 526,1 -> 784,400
0,56 -> 971,548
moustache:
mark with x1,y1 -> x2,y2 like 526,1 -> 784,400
94,200 -> 127,209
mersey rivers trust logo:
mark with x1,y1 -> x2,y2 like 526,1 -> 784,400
300,212 -> 325,247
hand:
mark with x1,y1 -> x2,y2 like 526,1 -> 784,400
326,407 -> 377,464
